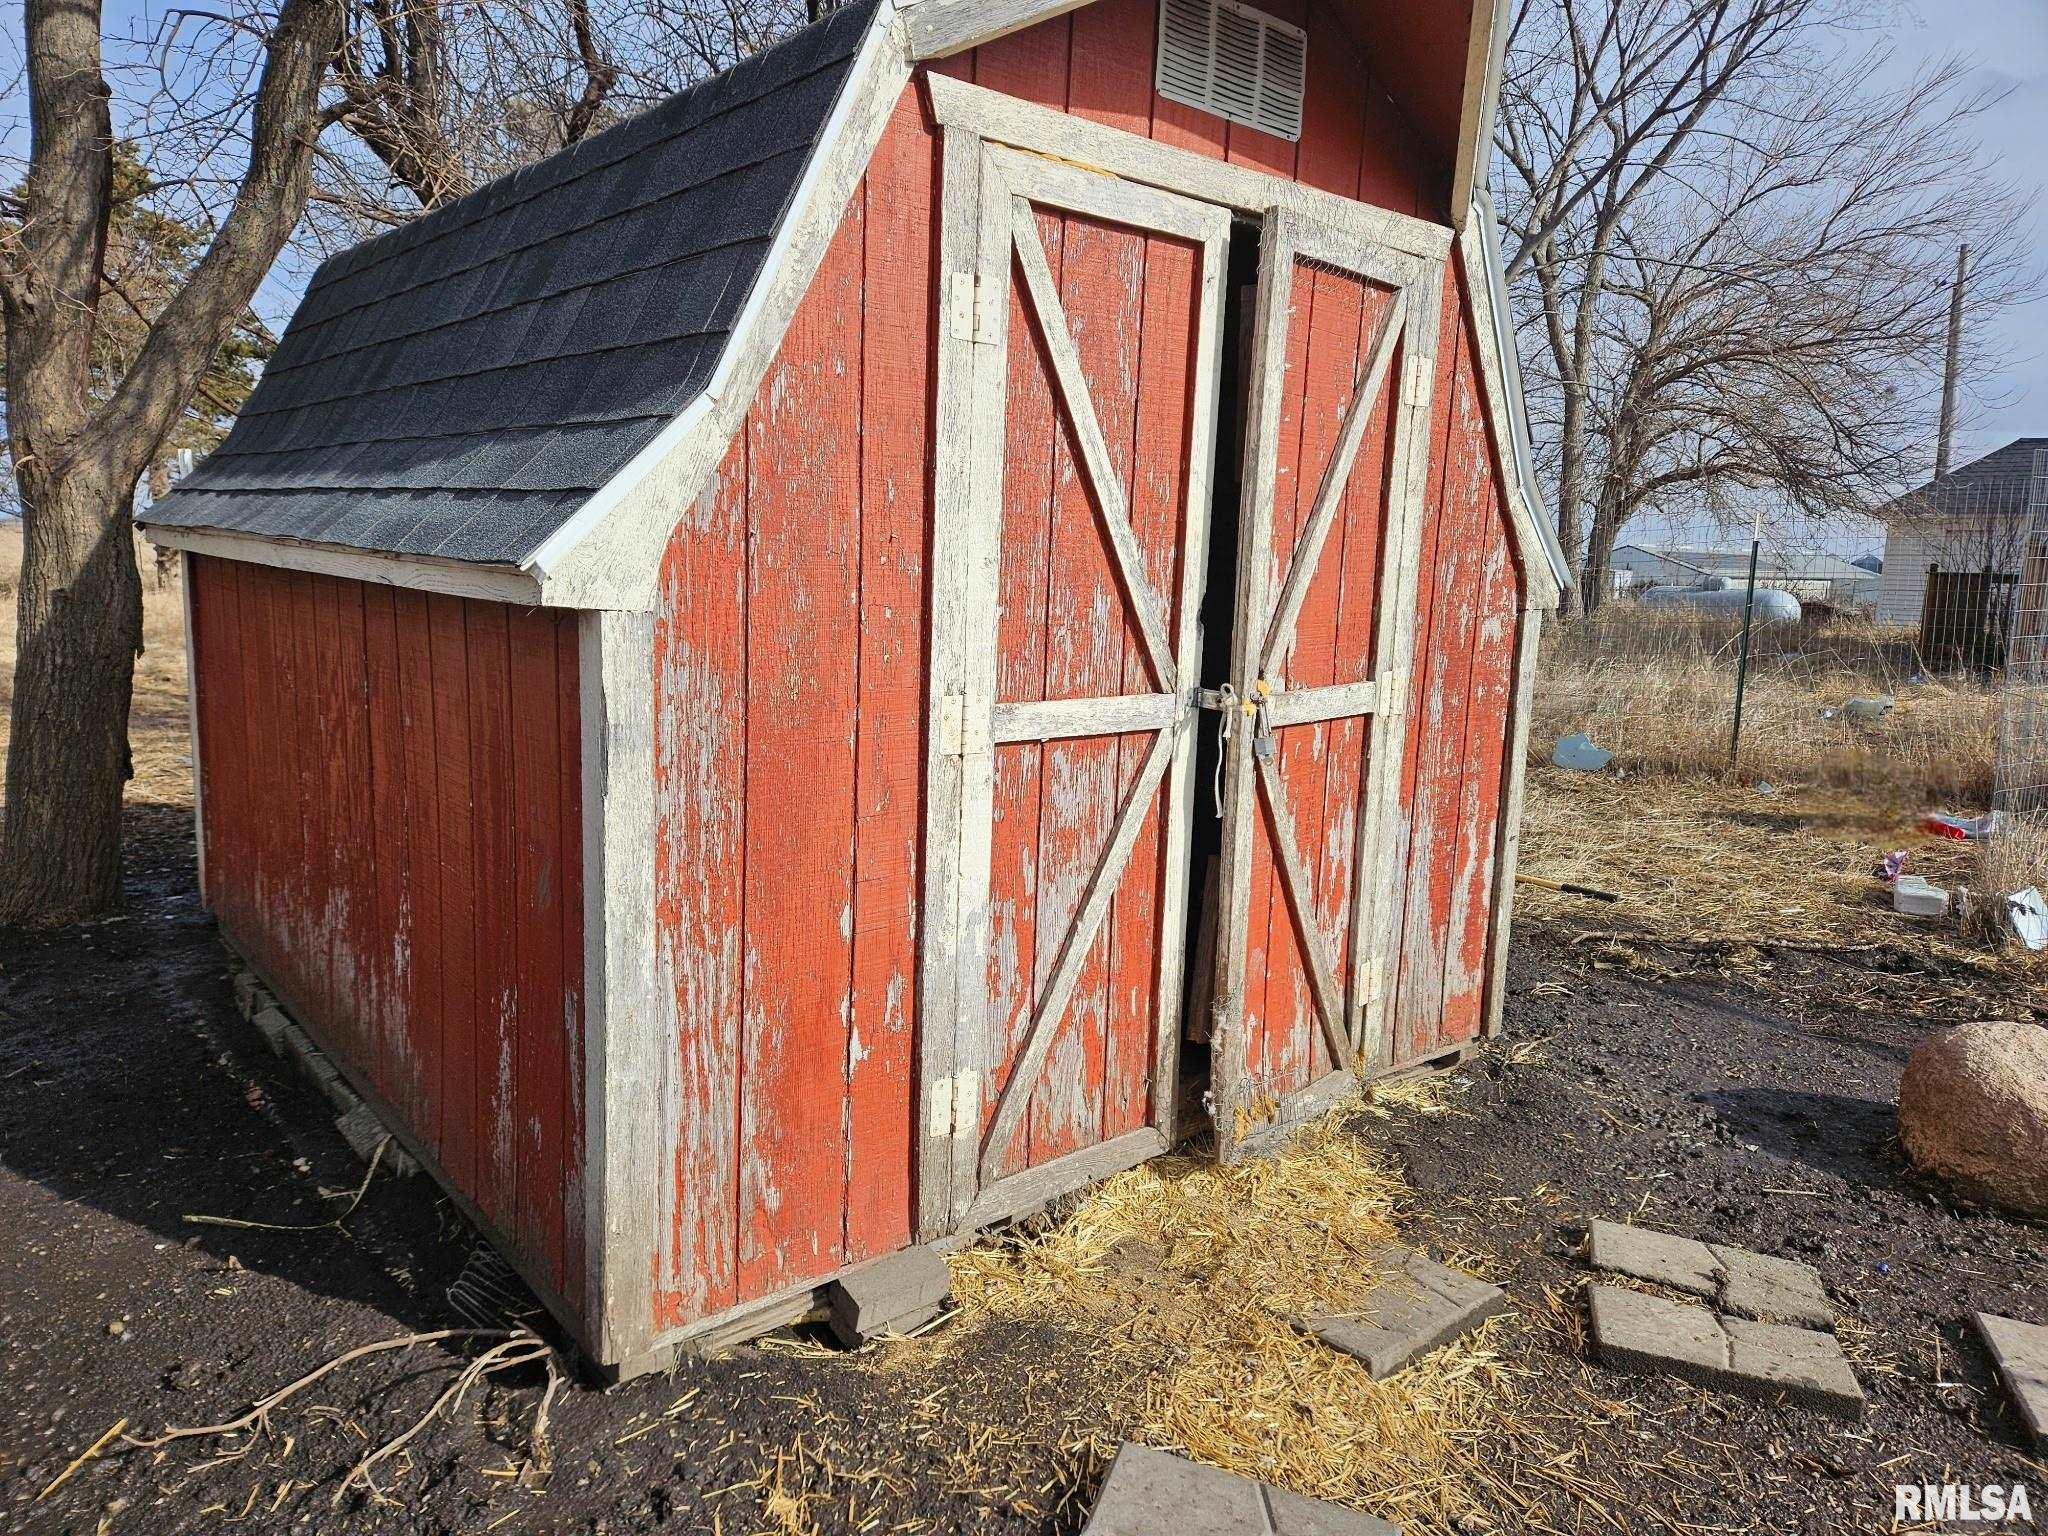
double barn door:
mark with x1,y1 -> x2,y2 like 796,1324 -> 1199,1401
920,121 -> 1442,1236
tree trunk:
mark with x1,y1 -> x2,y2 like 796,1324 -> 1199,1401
1582,500 -> 1623,615
0,463 -> 142,924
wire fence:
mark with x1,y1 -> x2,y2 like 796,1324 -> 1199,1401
1883,450 -> 2043,677
1983,452 -> 2048,916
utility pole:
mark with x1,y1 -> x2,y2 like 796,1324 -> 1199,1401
1935,244 -> 1969,478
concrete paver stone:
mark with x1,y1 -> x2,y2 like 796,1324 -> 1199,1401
1713,1247 -> 1833,1331
1082,1444 -> 1400,1535
1588,1285 -> 1863,1420
1975,1313 -> 2048,1449
1587,1219 -> 1833,1330
826,1245 -> 952,1346
1587,1221 -> 1719,1298
1299,1242 -> 1509,1379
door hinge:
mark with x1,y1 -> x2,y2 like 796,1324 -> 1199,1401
927,1069 -> 979,1137
949,272 -> 1001,346
1377,668 -> 1407,714
937,692 -> 990,757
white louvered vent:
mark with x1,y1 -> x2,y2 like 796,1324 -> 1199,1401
1156,0 -> 1307,142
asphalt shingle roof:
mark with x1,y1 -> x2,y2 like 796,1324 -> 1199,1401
147,0 -> 878,568
1885,438 -> 2048,521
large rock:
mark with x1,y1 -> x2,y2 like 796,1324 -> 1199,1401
1898,1022 -> 2048,1218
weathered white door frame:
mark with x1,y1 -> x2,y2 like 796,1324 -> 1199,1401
917,77 -> 1457,1218
917,130 -> 1232,1236
1208,209 -> 1444,1161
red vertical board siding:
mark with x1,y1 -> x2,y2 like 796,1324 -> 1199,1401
848,88 -> 933,1265
465,601 -> 519,1234
652,99 -> 939,1331
427,593 -> 479,1194
957,0 -> 1426,216
510,614 -> 567,1309
1389,275 -> 1467,1064
394,587 -> 445,1146
737,193 -> 863,1300
361,588 -> 421,1131
1390,263 -> 1526,1066
187,558 -> 585,1313
653,438 -> 748,1331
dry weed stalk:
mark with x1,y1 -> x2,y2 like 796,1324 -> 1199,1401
1535,607 -> 1997,803
129,1326 -> 561,1506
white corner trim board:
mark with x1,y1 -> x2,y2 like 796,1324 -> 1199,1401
579,608 -> 663,1363
1461,193 -> 1566,610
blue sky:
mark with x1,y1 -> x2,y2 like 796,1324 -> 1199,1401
2,0 -> 2041,553
1878,1 -> 2047,469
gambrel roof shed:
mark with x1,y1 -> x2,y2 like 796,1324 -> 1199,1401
148,0 -> 1564,1378
147,0 -> 1563,606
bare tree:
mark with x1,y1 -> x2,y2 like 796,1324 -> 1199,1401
0,0 -> 813,924
2,0 -> 341,925
1493,0 -> 2030,613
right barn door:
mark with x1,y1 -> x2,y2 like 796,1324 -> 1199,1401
1209,210 -> 1440,1160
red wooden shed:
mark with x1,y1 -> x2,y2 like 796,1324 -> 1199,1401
143,0 -> 1567,1377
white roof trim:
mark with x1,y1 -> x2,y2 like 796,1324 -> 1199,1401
143,523 -> 544,604
529,1 -> 913,609
1449,0 -> 1508,231
1461,189 -> 1568,607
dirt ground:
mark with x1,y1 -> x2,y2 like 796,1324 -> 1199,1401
1,788 -> 2043,1534
2,547 -> 2045,1533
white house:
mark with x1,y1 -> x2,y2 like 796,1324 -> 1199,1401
1877,439 -> 2046,628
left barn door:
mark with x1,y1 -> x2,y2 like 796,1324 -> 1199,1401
920,138 -> 1231,1236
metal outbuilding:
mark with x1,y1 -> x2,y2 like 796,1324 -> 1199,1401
144,0 -> 1566,1376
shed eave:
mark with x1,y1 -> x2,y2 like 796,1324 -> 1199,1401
139,520 -> 545,605
904,0 -> 1507,224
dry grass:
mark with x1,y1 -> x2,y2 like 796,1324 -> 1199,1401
1528,603 -> 2048,976
934,1112 -> 1535,1532
1515,768 -> 1963,948
1535,606 -> 1998,804
0,519 -> 193,807
1974,812 -> 2048,938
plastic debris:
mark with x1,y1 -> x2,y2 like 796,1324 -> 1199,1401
1893,875 -> 1950,919
1821,697 -> 1894,723
1552,732 -> 1613,772
1922,811 -> 1997,841
2006,888 -> 2048,952
1756,781 -> 1776,796
1879,850 -> 1909,884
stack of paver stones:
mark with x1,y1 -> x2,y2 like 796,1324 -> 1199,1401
1583,1219 -> 1863,1419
